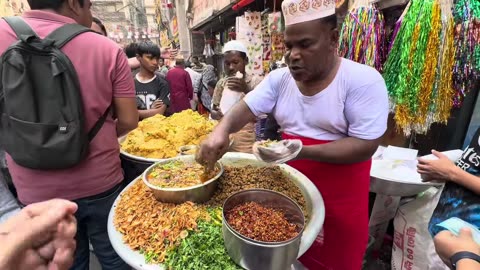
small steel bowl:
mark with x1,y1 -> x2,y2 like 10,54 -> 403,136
222,189 -> 305,270
142,155 -> 223,204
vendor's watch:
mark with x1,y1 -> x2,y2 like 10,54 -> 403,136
451,251 -> 480,269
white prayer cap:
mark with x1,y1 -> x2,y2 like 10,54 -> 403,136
282,0 -> 335,26
223,40 -> 248,56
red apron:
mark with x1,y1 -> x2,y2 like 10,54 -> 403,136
283,133 -> 370,270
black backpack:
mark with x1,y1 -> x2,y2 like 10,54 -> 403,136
0,17 -> 111,170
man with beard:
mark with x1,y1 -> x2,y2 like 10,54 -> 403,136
196,0 -> 389,269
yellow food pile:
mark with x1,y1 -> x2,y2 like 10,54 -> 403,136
121,110 -> 215,159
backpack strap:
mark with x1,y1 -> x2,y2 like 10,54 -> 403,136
87,105 -> 112,142
3,16 -> 38,43
45,23 -> 93,49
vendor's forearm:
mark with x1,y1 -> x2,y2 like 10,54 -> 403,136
216,101 -> 256,134
297,137 -> 380,164
450,166 -> 480,195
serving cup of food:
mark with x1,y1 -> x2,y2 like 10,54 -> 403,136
222,189 -> 305,270
142,155 -> 224,204
252,139 -> 303,164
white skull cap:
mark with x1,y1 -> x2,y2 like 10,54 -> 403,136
282,0 -> 336,26
223,40 -> 248,57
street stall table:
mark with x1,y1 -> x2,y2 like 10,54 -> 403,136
108,152 -> 325,270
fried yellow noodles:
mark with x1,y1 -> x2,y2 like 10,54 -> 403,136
121,110 -> 215,159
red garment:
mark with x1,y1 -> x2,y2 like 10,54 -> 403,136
197,102 -> 210,116
166,67 -> 194,113
283,133 -> 370,270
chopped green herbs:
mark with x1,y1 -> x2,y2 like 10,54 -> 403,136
164,209 -> 241,270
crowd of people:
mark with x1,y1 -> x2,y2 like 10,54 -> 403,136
0,0 -> 479,269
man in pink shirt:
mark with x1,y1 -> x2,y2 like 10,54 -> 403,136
0,0 -> 138,269
166,57 -> 194,113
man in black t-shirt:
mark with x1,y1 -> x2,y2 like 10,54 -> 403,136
134,42 -> 170,120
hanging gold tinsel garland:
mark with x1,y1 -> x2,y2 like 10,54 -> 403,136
431,1 -> 455,126
383,0 -> 456,136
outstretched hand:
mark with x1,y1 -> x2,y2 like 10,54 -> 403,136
434,228 -> 480,268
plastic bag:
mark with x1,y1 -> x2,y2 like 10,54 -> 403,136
391,187 -> 449,270
219,88 -> 243,115
219,72 -> 244,114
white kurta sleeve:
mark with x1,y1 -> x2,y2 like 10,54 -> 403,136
344,79 -> 389,140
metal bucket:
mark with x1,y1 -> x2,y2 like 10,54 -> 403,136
222,189 -> 305,270
120,154 -> 154,184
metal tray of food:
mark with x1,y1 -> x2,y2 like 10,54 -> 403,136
118,135 -> 235,163
119,135 -> 165,163
107,153 -> 325,270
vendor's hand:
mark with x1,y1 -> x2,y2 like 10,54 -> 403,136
226,78 -> 248,93
210,108 -> 223,120
434,228 -> 480,268
196,129 -> 230,170
0,199 -> 78,270
417,150 -> 456,182
151,100 -> 165,109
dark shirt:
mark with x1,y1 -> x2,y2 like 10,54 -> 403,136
134,74 -> 170,110
264,114 -> 281,141
429,127 -> 480,236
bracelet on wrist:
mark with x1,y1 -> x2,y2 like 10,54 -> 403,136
451,251 -> 480,269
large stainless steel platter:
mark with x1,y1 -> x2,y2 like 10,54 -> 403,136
107,153 -> 325,270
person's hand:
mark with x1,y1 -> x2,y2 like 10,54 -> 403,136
127,57 -> 140,69
151,100 -> 165,109
226,78 -> 248,93
196,128 -> 230,170
434,228 -> 480,268
417,150 -> 457,182
210,108 -> 223,120
0,199 -> 78,270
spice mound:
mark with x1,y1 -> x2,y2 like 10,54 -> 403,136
207,166 -> 307,218
225,202 -> 299,242
146,160 -> 219,188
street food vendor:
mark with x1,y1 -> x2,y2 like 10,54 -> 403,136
196,0 -> 389,269
210,40 -> 262,153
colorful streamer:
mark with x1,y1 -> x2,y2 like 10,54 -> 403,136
383,0 -> 456,135
338,4 -> 386,72
452,0 -> 480,107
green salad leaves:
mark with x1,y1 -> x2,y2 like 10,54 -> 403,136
164,209 -> 242,270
